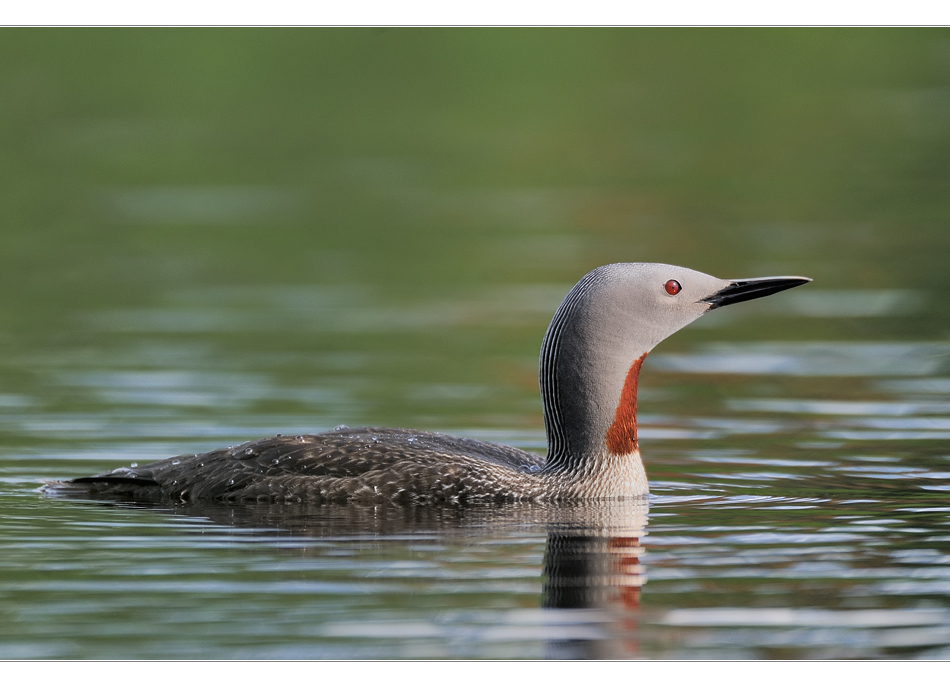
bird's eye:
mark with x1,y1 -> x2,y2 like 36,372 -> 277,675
664,279 -> 681,296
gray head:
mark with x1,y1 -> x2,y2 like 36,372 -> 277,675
540,263 -> 810,469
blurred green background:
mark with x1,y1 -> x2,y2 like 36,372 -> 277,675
1,28 -> 948,433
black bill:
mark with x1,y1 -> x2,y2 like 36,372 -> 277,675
702,276 -> 812,310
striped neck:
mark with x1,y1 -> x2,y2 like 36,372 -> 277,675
538,267 -> 649,474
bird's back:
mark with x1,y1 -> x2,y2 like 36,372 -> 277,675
49,428 -> 547,504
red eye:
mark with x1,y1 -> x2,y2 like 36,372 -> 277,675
665,279 -> 681,295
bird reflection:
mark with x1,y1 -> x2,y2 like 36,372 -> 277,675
540,502 -> 647,659
50,493 -> 648,659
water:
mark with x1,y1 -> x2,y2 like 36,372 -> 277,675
3,29 -> 950,659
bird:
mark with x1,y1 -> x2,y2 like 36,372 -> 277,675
47,263 -> 810,505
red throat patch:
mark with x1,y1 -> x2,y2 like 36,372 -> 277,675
605,353 -> 647,455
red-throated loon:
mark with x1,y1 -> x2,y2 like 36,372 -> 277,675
48,263 -> 810,504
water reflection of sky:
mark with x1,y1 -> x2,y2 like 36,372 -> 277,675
651,342 -> 950,376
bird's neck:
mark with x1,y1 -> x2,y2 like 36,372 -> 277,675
604,354 -> 645,456
538,275 -> 650,478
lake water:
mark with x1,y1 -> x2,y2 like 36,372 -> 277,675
2,29 -> 950,659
